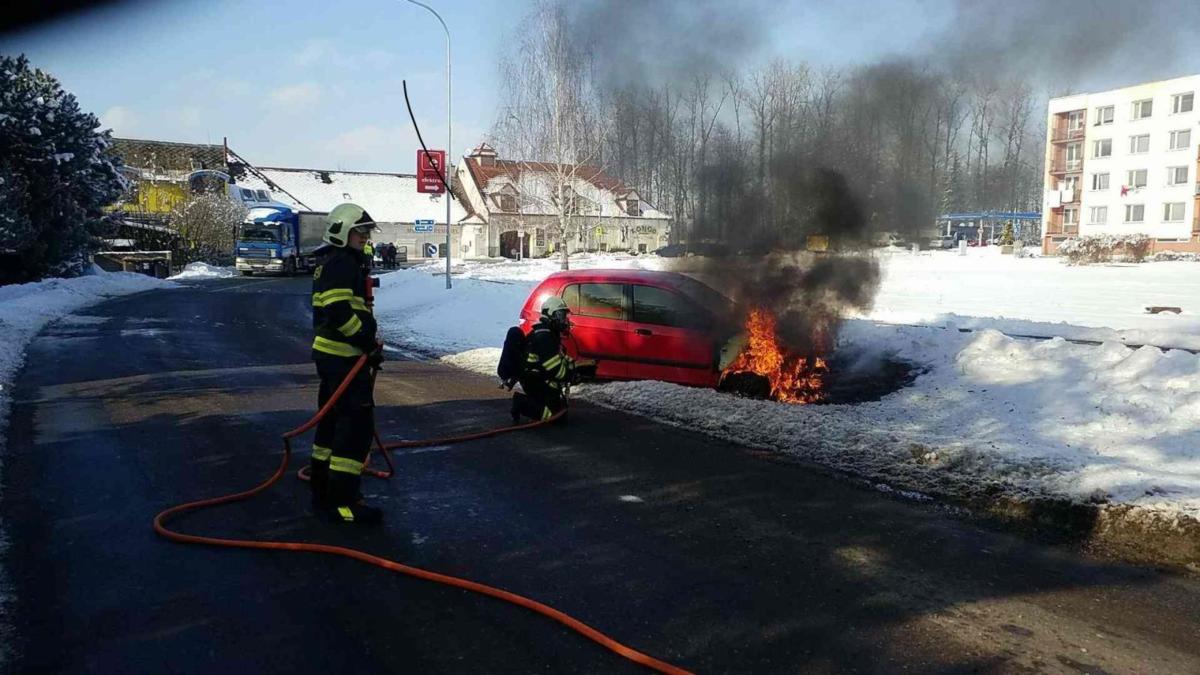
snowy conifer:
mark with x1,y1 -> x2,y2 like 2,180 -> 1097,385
0,54 -> 125,283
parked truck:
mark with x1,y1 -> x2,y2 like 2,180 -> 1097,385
235,206 -> 328,276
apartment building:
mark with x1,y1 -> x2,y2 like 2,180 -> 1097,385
1042,74 -> 1200,253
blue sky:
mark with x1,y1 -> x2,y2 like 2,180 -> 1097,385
4,0 -> 1198,173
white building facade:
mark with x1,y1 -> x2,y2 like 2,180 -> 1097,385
1042,74 -> 1200,253
455,143 -> 671,258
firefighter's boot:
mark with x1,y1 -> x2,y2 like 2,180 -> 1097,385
326,470 -> 383,525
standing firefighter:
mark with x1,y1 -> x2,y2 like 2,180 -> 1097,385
309,203 -> 384,524
511,296 -> 579,423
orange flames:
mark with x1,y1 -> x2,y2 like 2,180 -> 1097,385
722,308 -> 829,404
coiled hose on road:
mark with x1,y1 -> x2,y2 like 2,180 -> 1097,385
152,354 -> 690,674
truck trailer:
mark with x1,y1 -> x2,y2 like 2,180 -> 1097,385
235,206 -> 328,276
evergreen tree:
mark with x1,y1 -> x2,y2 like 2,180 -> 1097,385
0,54 -> 125,284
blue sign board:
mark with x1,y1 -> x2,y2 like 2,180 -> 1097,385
414,224 -> 434,232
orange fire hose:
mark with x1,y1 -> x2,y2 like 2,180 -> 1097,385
152,354 -> 690,674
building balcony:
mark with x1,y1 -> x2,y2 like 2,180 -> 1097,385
1051,127 -> 1086,143
1049,160 -> 1083,175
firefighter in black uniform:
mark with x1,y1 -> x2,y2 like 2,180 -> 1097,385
309,203 -> 384,524
512,296 -> 583,423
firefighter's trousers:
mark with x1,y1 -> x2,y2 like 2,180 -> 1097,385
310,357 -> 375,507
512,376 -> 566,421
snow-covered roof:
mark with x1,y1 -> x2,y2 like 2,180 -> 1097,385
462,152 -> 670,220
234,167 -> 470,223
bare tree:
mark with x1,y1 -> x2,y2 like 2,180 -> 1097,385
493,0 -> 608,270
169,193 -> 245,265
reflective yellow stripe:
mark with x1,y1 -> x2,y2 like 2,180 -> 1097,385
313,336 -> 363,357
541,407 -> 554,420
312,289 -> 354,307
337,314 -> 363,337
312,444 -> 333,461
543,354 -> 562,369
336,506 -> 355,522
526,353 -> 540,363
349,297 -> 368,312
329,456 -> 364,475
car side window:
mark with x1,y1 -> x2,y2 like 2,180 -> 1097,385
565,283 -> 626,320
632,284 -> 704,328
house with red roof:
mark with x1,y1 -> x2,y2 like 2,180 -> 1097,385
455,143 -> 671,258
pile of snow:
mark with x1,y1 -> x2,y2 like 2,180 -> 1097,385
584,324 -> 1200,517
376,249 -> 1200,518
170,262 -> 237,280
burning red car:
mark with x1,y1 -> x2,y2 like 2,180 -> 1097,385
519,269 -> 740,387
518,269 -> 829,402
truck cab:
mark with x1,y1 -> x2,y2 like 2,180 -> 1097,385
236,207 -> 297,275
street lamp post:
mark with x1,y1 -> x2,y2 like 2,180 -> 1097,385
404,0 -> 452,290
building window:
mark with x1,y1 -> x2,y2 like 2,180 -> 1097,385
1124,204 -> 1145,223
1094,105 -> 1114,126
498,194 -> 517,212
1128,134 -> 1150,154
626,199 -> 640,216
1091,172 -> 1110,191
1067,110 -> 1085,130
1064,207 -> 1079,225
1172,92 -> 1194,114
1063,175 -> 1079,193
1131,99 -> 1153,120
1163,202 -> 1186,222
1091,139 -> 1111,158
535,228 -> 545,247
1126,169 -> 1148,189
1089,206 -> 1108,224
1168,166 -> 1189,186
1169,129 -> 1191,150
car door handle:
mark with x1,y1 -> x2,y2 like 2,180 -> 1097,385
635,328 -> 653,336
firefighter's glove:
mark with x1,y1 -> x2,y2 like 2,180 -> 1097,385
367,343 -> 385,370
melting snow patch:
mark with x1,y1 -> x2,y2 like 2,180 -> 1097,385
618,495 -> 645,503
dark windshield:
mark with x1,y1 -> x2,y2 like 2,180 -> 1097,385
238,224 -> 280,243
674,275 -> 734,317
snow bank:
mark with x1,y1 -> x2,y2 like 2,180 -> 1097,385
584,323 -> 1200,517
373,269 -> 532,355
170,262 -> 236,280
867,248 -> 1200,350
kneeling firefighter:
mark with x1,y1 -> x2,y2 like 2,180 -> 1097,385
309,203 -> 385,525
511,296 -> 593,423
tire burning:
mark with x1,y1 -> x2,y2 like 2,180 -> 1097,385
721,307 -> 830,404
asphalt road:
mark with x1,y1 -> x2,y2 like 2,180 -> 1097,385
4,275 -> 1200,674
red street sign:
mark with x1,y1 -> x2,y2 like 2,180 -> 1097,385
417,149 -> 447,194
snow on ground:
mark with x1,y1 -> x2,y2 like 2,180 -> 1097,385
868,247 -> 1200,350
170,262 -> 237,280
376,249 -> 1200,519
0,266 -> 173,667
